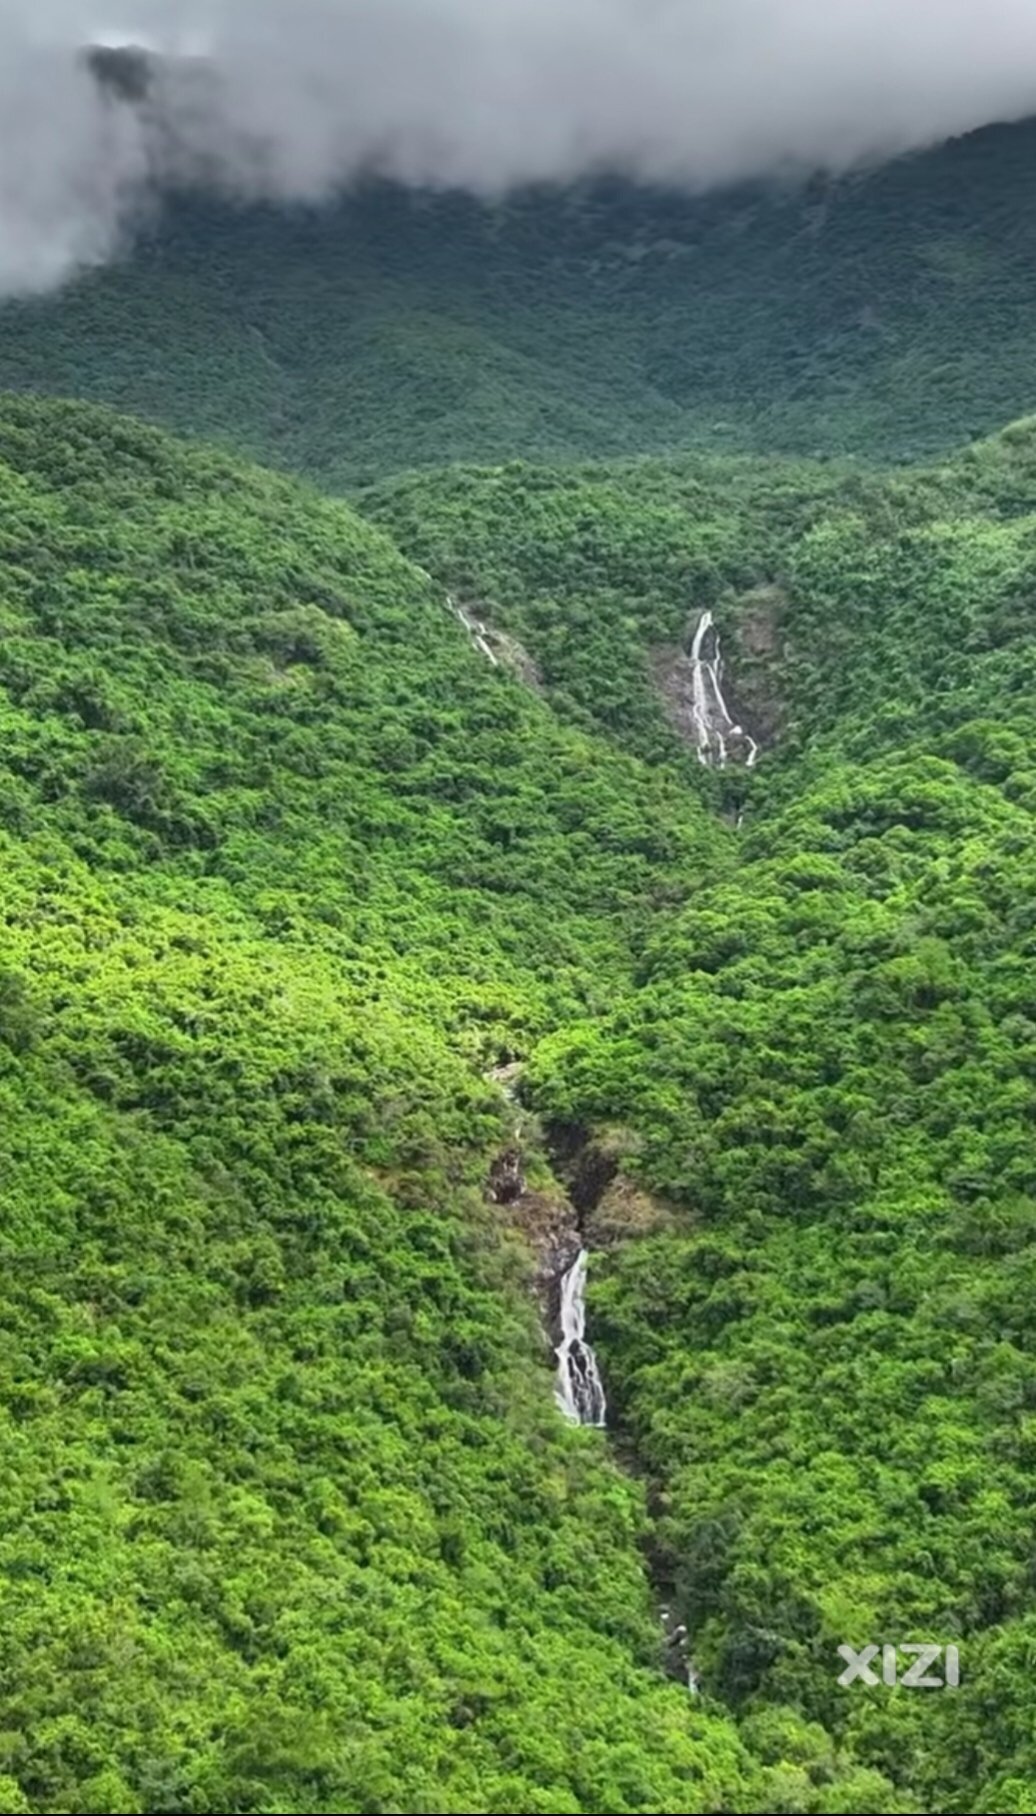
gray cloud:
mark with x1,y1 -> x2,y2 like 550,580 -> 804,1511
2,1 -> 1036,295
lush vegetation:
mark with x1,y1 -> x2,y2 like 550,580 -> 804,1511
359,450 -> 844,767
5,118 -> 1036,486
0,396 -> 769,1814
365,420 -> 1036,1811
9,153 -> 1036,1806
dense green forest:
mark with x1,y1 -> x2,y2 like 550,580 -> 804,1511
5,385 -> 1036,1810
367,419 -> 1036,1814
7,105 -> 1036,1813
0,396 -> 777,1814
4,117 -> 1036,486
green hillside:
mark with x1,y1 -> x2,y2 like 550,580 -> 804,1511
368,421 -> 1036,1812
3,117 -> 1036,485
8,96 -> 1036,1813
0,396 -> 766,1815
6,383 -> 1036,1810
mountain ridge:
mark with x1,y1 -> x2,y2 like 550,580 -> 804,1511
5,102 -> 1036,1816
3,115 -> 1036,485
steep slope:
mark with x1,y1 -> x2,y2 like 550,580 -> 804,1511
384,422 -> 1036,1813
530,766 -> 1036,1815
361,419 -> 1036,776
3,117 -> 1036,483
0,396 -> 770,1815
360,450 -> 843,769
10,387 -> 1036,1814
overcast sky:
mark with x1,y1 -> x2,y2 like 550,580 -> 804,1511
3,0 -> 1036,296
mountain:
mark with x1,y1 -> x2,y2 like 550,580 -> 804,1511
6,383 -> 1036,1810
387,421 -> 1036,1814
7,98 -> 1036,1815
3,117 -> 1036,486
0,394 -> 770,1815
538,723 -> 1036,1814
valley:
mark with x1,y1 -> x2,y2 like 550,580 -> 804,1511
1,101 -> 1036,1816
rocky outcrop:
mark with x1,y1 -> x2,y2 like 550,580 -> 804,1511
448,597 -> 543,690
487,1146 -> 524,1204
728,582 -> 787,746
484,1089 -> 669,1422
486,1169 -> 580,1338
544,1123 -> 669,1242
583,1170 -> 674,1247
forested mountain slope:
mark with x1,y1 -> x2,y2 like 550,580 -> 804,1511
365,419 -> 1036,1812
3,116 -> 1036,484
361,419 -> 1036,771
7,374 -> 1036,1810
0,396 -> 766,1815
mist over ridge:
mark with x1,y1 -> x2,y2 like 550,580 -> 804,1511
2,1 -> 1036,295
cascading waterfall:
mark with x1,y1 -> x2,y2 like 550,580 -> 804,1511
446,592 -> 499,666
688,609 -> 758,769
555,1248 -> 607,1427
481,612 -> 756,1439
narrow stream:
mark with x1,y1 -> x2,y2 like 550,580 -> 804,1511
447,592 -> 499,666
554,1248 -> 607,1427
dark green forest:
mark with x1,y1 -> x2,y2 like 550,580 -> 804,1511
4,118 -> 1036,486
4,111 -> 1036,1816
364,422 -> 1036,1812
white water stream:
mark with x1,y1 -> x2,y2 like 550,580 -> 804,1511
555,1248 -> 607,1427
689,610 -> 758,769
447,593 -> 498,666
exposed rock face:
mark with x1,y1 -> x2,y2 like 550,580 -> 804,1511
564,1128 -> 674,1246
448,598 -> 543,690
568,1131 -> 621,1216
491,628 -> 543,692
487,1146 -> 524,1205
660,1607 -> 701,1694
551,1124 -> 628,1216
485,1087 -> 669,1385
482,1067 -> 581,1343
541,1122 -> 676,1248
583,1171 -> 674,1247
489,1178 -> 580,1343
728,582 -> 787,746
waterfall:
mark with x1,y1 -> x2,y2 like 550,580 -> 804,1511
555,1248 -> 607,1427
446,593 -> 499,666
688,610 -> 758,769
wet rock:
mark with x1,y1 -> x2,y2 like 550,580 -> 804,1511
448,597 -> 542,689
487,1146 -> 525,1205
491,629 -> 543,692
660,1607 -> 700,1693
518,1193 -> 580,1322
649,612 -> 758,769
